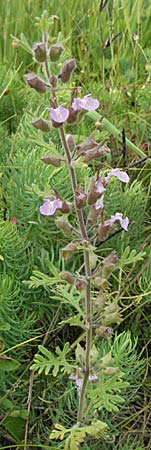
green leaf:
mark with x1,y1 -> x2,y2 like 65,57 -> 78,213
60,313 -> 85,329
31,342 -> 73,376
118,246 -> 145,268
0,356 -> 20,372
25,269 -> 60,289
50,421 -> 108,449
3,416 -> 26,441
88,362 -> 129,413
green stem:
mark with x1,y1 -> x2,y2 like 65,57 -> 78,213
87,112 -> 151,163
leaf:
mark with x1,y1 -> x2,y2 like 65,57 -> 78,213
84,419 -> 108,438
59,313 -> 85,329
9,409 -> 28,419
99,351 -> 112,368
88,369 -> 129,413
50,421 -> 108,449
3,416 -> 26,441
0,355 -> 20,372
75,343 -> 85,365
24,270 -> 60,289
118,246 -> 145,268
31,342 -> 73,376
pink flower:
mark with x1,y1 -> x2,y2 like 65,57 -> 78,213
50,105 -> 69,127
40,199 -> 63,216
105,213 -> 129,231
72,94 -> 99,112
95,197 -> 104,210
104,168 -> 129,184
95,180 -> 106,195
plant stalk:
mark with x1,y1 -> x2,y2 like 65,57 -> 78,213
60,126 -> 92,424
45,57 -> 92,424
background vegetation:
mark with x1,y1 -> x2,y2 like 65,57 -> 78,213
0,0 -> 151,448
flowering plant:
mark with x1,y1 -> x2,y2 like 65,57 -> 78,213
24,12 -> 131,448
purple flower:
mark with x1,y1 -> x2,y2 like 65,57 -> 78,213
95,180 -> 106,195
95,197 -> 104,210
50,105 -> 69,127
40,199 -> 63,216
104,168 -> 129,184
105,213 -> 129,231
76,377 -> 83,395
72,94 -> 99,112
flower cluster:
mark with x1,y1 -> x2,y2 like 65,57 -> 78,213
40,193 -> 72,216
40,169 -> 129,240
49,94 -> 99,127
24,21 -> 132,432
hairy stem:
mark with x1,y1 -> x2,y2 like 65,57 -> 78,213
60,126 -> 92,424
45,57 -> 92,424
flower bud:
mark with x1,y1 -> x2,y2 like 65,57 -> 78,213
88,178 -> 105,205
87,206 -> 99,224
102,367 -> 120,376
75,135 -> 96,155
66,134 -> 75,151
75,188 -> 87,209
102,251 -> 118,279
60,200 -> 72,214
75,278 -> 87,290
99,351 -> 112,367
95,326 -> 113,337
103,310 -> 122,325
32,118 -> 51,132
93,277 -> 109,289
59,58 -> 76,83
62,241 -> 79,260
89,369 -> 98,383
98,223 -> 110,239
94,290 -> 106,310
104,303 -> 118,314
24,73 -> 46,93
89,251 -> 98,270
55,218 -> 73,235
40,154 -> 61,167
87,199 -> 104,224
67,107 -> 81,124
49,43 -> 64,62
32,42 -> 47,62
69,368 -> 77,380
60,271 -> 75,284
83,145 -> 107,163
